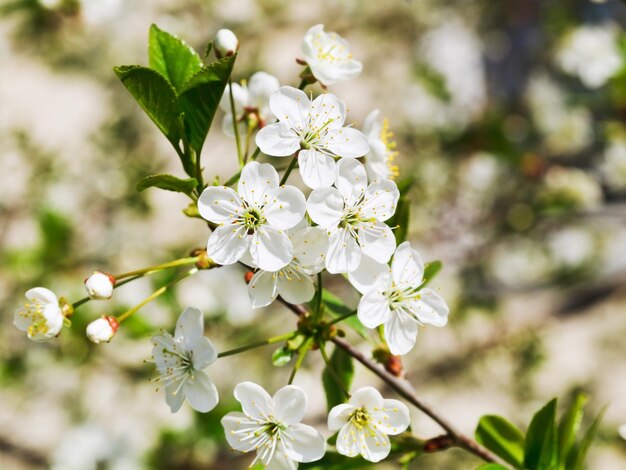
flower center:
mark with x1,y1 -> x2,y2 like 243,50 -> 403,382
242,207 -> 266,232
19,301 -> 50,337
349,407 -> 371,429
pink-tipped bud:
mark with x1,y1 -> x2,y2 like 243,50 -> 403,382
84,271 -> 116,300
86,316 -> 119,344
214,29 -> 239,58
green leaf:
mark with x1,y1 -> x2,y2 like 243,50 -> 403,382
475,415 -> 525,468
148,24 -> 203,93
557,394 -> 588,466
322,346 -> 354,411
136,174 -> 198,195
114,65 -> 182,149
387,176 -> 414,245
475,465 -> 509,470
179,55 -> 236,155
322,289 -> 367,339
271,346 -> 293,367
421,260 -> 442,288
524,398 -> 558,470
568,407 -> 606,470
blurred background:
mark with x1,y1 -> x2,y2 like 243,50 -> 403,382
1,0 -> 626,468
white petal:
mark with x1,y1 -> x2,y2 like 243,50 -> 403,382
336,423 -> 360,457
301,24 -> 324,63
273,385 -> 307,425
409,288 -> 449,327
323,127 -> 370,158
350,386 -> 384,409
291,226 -> 329,273
165,383 -> 186,413
370,399 -> 410,435
309,92 -> 346,130
219,82 -> 247,113
298,149 -> 336,189
256,123 -> 301,157
391,241 -> 425,286
222,411 -> 261,452
207,224 -> 249,266
306,187 -> 344,229
326,227 -> 361,274
250,227 -> 293,271
221,112 -> 247,138
266,450 -> 298,470
238,161 -> 279,206
336,158 -> 367,206
284,423 -> 326,463
359,222 -> 396,264
327,403 -> 355,431
384,309 -> 418,356
363,109 -> 381,136
190,337 -> 218,370
234,381 -> 274,421
264,186 -> 306,230
361,180 -> 400,222
277,272 -> 315,305
247,71 -> 280,108
270,86 -> 311,129
348,255 -> 390,295
198,186 -> 243,223
248,270 -> 278,309
26,287 -> 58,305
357,290 -> 391,328
361,427 -> 391,462
184,372 -> 219,412
175,306 -> 204,347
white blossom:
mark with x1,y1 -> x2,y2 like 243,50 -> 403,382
86,316 -> 119,344
214,29 -> 239,58
556,24 -> 623,89
539,166 -> 602,210
219,71 -> 280,137
307,159 -> 398,273
222,382 -> 326,469
349,242 -> 449,355
256,86 -> 370,189
301,24 -> 362,86
601,139 -> 626,191
14,287 -> 64,342
328,386 -> 410,462
362,110 -> 399,181
247,226 -> 329,308
151,307 -> 219,413
198,161 -> 306,271
84,270 -> 115,300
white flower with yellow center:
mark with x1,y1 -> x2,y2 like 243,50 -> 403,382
14,287 -> 64,342
247,226 -> 329,308
307,159 -> 399,273
349,242 -> 449,355
328,386 -> 410,462
222,381 -> 326,469
362,110 -> 399,181
256,86 -> 370,189
198,161 -> 306,271
301,24 -> 363,86
151,307 -> 219,413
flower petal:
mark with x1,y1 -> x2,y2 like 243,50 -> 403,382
184,372 -> 219,413
284,423 -> 327,463
277,271 -> 315,305
248,270 -> 279,309
326,227 -> 361,274
298,149 -> 336,189
409,288 -> 449,327
266,450 -> 298,470
309,92 -> 346,130
336,158 -> 367,206
256,123 -> 301,157
291,226 -> 329,273
222,411 -> 261,452
270,86 -> 311,129
234,381 -> 274,421
336,423 -> 360,457
327,403 -> 355,432
370,399 -> 411,435
273,385 -> 307,425
174,306 -> 204,346
219,81 -> 247,113
323,127 -> 370,158
361,427 -> 391,462
391,241 -> 425,286
207,224 -> 249,266
250,227 -> 293,271
306,187 -> 344,228
165,383 -> 186,413
349,386 -> 384,409
238,161 -> 279,206
348,255 -> 390,295
264,186 -> 306,230
357,289 -> 391,328
26,287 -> 58,305
358,222 -> 396,264
247,71 -> 280,109
384,309 -> 418,356
361,179 -> 400,222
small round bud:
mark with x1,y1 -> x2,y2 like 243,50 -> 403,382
244,271 -> 254,284
86,316 -> 119,344
84,271 -> 115,300
214,29 -> 239,58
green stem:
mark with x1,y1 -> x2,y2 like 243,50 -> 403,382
314,273 -> 323,320
114,257 -> 199,280
298,78 -> 308,90
288,337 -> 313,384
243,123 -> 254,164
250,146 -> 262,162
229,80 -> 244,166
116,268 -> 198,323
225,168 -> 242,187
218,331 -> 297,358
327,310 -> 357,326
320,343 -> 351,398
280,154 -> 299,185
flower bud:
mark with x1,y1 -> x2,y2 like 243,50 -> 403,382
86,316 -> 119,344
214,29 -> 239,58
84,271 -> 115,300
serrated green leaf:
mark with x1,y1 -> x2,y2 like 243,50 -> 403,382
557,394 -> 588,467
271,346 -> 293,367
149,24 -> 203,93
322,346 -> 354,412
568,406 -> 606,470
136,174 -> 197,195
114,65 -> 182,149
475,415 -> 525,468
391,196 -> 410,244
179,55 -> 236,155
322,289 -> 367,339
524,398 -> 558,470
